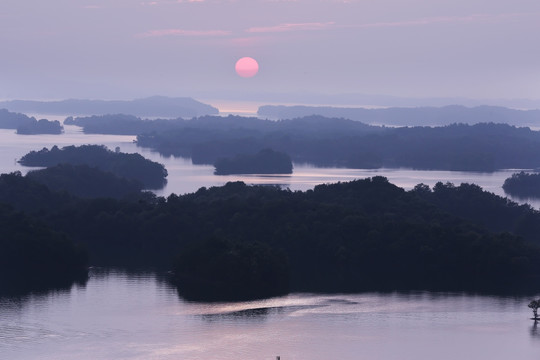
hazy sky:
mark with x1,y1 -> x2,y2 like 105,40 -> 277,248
1,0 -> 539,104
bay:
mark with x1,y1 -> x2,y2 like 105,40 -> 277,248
1,270 -> 539,360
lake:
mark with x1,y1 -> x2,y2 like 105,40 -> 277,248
1,269 -> 539,360
0,124 -> 538,208
2,122 -> 540,359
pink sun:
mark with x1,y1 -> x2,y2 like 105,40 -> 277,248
235,57 -> 259,78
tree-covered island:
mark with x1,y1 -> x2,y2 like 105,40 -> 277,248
18,144 -> 168,189
16,118 -> 63,135
0,108 -> 63,134
1,173 -> 540,300
503,172 -> 540,198
66,113 -> 540,172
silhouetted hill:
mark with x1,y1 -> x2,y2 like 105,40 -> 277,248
0,96 -> 219,118
258,104 -> 540,127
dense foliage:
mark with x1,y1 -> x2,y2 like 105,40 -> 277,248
503,172 -> 540,198
27,164 -> 143,199
19,144 -> 168,189
1,172 -> 540,299
66,113 -> 540,171
173,237 -> 289,301
0,203 -> 88,294
214,148 -> 293,175
3,166 -> 540,299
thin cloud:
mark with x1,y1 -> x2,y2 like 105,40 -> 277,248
137,29 -> 231,38
348,13 -> 528,30
246,22 -> 335,33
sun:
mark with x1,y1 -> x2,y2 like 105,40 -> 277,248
235,57 -> 259,78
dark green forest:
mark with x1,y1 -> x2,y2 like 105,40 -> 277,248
66,113 -> 540,171
1,172 -> 540,300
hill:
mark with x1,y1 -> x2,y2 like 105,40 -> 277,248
0,96 -> 219,118
258,104 -> 540,127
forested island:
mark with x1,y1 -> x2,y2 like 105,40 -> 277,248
503,172 -> 540,198
257,104 -> 540,127
17,118 -> 63,134
64,113 -> 540,172
1,172 -> 540,299
0,108 -> 63,134
19,144 -> 168,189
0,96 -> 219,118
214,149 -> 293,175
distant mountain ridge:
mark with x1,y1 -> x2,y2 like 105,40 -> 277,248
0,96 -> 219,118
258,104 -> 540,127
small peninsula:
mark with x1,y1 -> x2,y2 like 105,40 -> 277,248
214,149 -> 293,175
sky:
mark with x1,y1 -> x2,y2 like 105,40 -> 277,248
1,0 -> 540,106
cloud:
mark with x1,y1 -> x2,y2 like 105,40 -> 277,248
137,29 -> 231,38
246,22 -> 335,33
348,13 -> 527,30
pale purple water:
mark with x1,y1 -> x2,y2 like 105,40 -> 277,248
1,125 -> 540,359
1,270 -> 539,360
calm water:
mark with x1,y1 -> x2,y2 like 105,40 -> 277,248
2,122 -> 540,359
1,270 -> 539,360
0,124 -> 538,208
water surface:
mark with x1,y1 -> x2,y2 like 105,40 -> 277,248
1,270 -> 538,360
0,126 -> 537,208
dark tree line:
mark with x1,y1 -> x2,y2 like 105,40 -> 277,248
1,171 -> 540,300
257,104 -> 540,127
27,164 -> 144,199
65,113 -> 540,171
